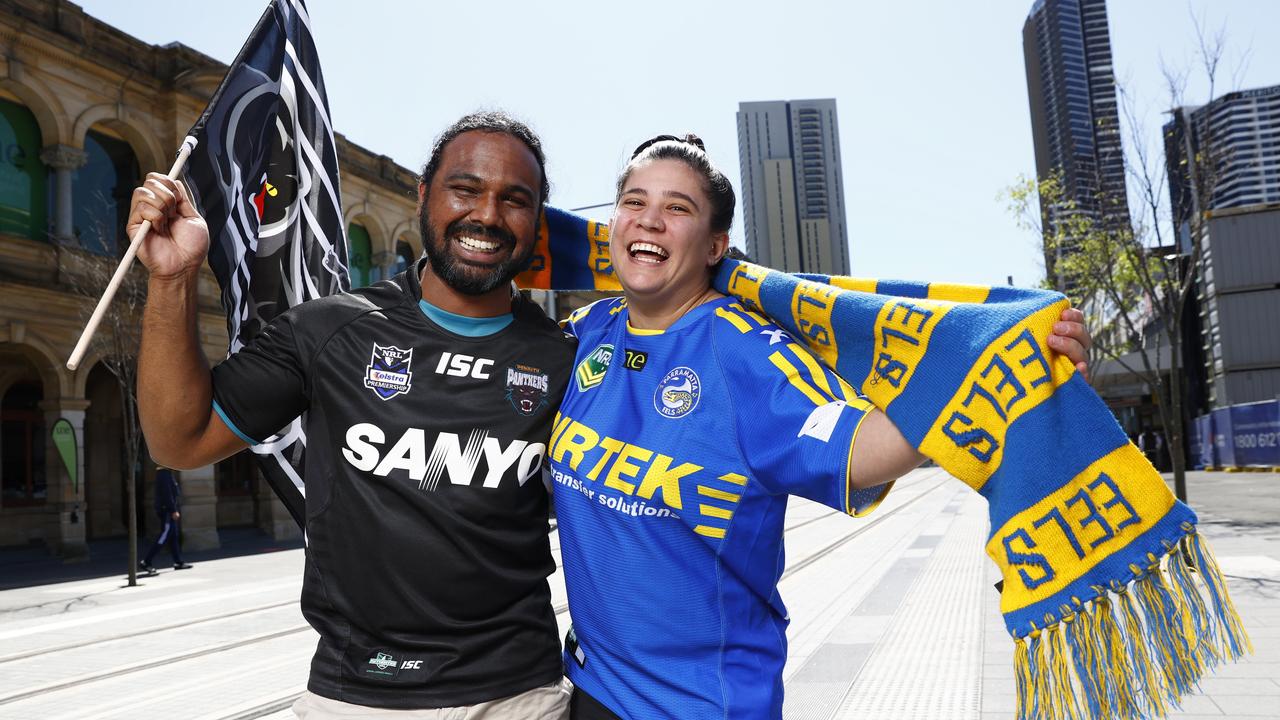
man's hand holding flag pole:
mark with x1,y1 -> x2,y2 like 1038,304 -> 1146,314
66,138 -> 198,371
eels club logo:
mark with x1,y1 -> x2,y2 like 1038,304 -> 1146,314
654,367 -> 701,419
364,344 -> 414,400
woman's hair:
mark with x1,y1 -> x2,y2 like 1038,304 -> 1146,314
614,134 -> 736,235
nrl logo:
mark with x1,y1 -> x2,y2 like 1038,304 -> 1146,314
575,344 -> 614,391
506,365 -> 550,416
368,652 -> 397,671
364,344 -> 414,400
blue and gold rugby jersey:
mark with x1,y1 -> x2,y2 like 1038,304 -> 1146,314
552,296 -> 889,720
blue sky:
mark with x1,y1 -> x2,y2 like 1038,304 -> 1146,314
78,0 -> 1279,287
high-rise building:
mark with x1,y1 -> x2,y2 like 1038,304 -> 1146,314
736,99 -> 849,276
1022,0 -> 1129,289
1165,84 -> 1280,229
1164,84 -> 1280,410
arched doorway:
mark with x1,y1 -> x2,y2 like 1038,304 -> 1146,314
1,380 -> 46,508
0,341 -> 71,550
83,362 -> 129,539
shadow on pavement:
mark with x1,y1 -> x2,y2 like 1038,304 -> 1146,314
0,527 -> 303,592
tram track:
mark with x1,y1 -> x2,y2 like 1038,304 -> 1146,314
0,625 -> 313,706
0,598 -> 299,665
779,472 -> 950,581
2,470 -> 953,717
210,474 -> 951,720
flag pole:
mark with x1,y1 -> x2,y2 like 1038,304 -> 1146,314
66,136 -> 198,371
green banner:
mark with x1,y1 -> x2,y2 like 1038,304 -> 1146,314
51,418 -> 78,493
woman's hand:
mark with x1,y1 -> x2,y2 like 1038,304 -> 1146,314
1048,307 -> 1091,379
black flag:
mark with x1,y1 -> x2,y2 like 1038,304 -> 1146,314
183,0 -> 347,529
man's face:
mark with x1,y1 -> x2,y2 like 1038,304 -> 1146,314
418,131 -> 542,295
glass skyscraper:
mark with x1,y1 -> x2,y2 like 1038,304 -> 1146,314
1022,0 -> 1129,289
1164,84 -> 1280,409
1165,84 -> 1280,224
736,99 -> 849,276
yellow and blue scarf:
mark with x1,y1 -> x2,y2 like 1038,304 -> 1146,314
519,208 -> 1251,720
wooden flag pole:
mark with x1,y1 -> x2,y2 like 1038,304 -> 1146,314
66,136 -> 198,371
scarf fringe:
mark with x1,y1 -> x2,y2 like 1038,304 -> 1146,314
1012,529 -> 1251,720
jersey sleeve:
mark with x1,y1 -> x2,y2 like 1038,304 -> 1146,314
210,310 -> 309,445
561,297 -> 625,341
715,305 -> 890,517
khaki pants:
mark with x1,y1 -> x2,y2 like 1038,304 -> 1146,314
292,680 -> 571,720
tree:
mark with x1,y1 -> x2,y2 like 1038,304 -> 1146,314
58,204 -> 148,587
1006,22 -> 1233,503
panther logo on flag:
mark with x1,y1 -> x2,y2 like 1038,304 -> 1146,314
251,102 -> 299,233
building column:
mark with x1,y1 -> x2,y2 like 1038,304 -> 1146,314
39,144 -> 88,243
40,398 -> 90,562
177,465 -> 220,551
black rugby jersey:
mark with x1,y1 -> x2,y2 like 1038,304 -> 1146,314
211,262 -> 574,708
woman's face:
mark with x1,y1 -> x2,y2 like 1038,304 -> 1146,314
609,158 -> 727,308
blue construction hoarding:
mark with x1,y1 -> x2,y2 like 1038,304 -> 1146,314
1190,400 -> 1280,468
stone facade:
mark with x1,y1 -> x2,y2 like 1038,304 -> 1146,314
0,0 -> 419,558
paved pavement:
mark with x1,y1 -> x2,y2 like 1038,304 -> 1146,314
979,471 -> 1280,720
0,468 -> 1274,719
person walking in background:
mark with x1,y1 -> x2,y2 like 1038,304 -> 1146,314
140,467 -> 192,572
1138,427 -> 1163,469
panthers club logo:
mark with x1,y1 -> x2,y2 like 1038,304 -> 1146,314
575,344 -> 614,391
506,364 -> 550,416
654,367 -> 701,419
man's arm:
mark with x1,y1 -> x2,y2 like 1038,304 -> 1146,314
132,173 -> 247,469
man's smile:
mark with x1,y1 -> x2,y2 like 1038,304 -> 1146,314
456,235 -> 503,254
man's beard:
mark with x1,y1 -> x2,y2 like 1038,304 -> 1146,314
420,216 -> 534,296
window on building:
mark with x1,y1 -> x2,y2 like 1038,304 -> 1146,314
73,128 -> 139,255
348,222 -> 372,288
0,98 -> 47,240
395,238 -> 416,275
1,382 -> 46,506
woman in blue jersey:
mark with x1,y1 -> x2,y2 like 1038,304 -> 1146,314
550,135 -> 1090,720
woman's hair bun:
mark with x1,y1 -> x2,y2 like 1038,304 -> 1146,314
630,133 -> 707,160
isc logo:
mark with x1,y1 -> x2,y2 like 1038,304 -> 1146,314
435,352 -> 493,379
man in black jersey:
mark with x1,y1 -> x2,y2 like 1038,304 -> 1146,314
131,112 -> 573,718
